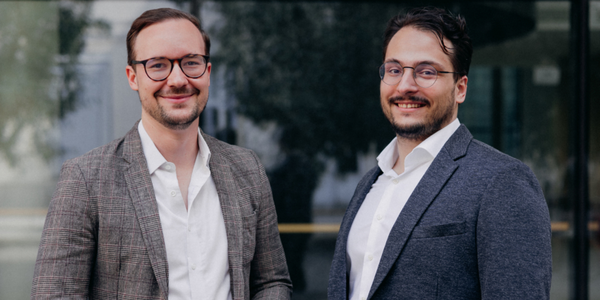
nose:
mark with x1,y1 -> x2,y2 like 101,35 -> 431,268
395,68 -> 419,94
166,61 -> 188,87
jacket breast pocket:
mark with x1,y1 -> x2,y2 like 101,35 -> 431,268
411,221 -> 466,239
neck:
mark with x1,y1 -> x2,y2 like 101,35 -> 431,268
141,115 -> 200,164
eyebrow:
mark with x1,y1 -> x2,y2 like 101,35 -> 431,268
139,53 -> 206,61
383,58 -> 445,69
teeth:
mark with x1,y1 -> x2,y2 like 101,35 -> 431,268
397,103 -> 421,108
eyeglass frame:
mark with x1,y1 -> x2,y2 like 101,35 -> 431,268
379,61 -> 462,88
130,54 -> 210,82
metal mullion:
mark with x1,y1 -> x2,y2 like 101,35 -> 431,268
570,0 -> 590,299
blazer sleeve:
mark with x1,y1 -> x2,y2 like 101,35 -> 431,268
248,152 -> 293,300
31,160 -> 96,298
477,164 -> 552,299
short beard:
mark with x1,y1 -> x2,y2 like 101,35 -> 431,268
390,115 -> 449,141
388,93 -> 455,141
157,103 -> 201,130
144,86 -> 205,130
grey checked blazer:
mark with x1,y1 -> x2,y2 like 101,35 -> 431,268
328,125 -> 552,300
32,122 -> 292,299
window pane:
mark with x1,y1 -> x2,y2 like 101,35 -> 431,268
0,2 -> 59,297
460,3 -> 571,298
0,1 -> 585,299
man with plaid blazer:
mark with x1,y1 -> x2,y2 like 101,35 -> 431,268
31,8 -> 291,299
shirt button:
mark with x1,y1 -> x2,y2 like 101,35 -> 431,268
368,254 -> 373,261
376,214 -> 383,221
191,264 -> 196,270
393,178 -> 400,184
170,190 -> 177,197
361,297 -> 366,300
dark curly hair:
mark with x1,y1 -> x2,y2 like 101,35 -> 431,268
383,6 -> 472,81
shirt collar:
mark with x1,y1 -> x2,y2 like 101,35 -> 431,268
377,118 -> 461,176
138,121 -> 212,174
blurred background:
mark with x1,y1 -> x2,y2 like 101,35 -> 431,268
0,0 -> 598,299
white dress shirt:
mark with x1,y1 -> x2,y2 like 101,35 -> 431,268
346,119 -> 461,300
139,121 -> 232,300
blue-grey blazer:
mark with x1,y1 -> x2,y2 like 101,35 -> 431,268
328,125 -> 551,300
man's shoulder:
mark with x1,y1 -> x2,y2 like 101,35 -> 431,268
445,125 -> 529,171
461,138 -> 535,178
63,134 -> 129,168
468,139 -> 522,163
203,133 -> 257,160
201,133 -> 269,176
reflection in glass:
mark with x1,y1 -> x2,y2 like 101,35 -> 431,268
0,1 -> 592,299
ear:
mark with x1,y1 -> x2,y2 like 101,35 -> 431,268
205,62 -> 212,86
454,75 -> 468,104
126,65 -> 139,91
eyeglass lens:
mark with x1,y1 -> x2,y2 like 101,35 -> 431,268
379,62 -> 439,88
145,55 -> 208,81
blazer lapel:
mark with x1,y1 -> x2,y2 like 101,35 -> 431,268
329,167 -> 382,300
120,124 -> 169,299
203,134 -> 245,300
340,167 -> 384,244
367,125 -> 472,298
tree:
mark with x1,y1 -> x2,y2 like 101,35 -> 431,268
0,1 -> 106,166
213,2 -> 396,174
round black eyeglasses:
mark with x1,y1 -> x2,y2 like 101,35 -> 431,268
130,54 -> 210,81
379,62 -> 460,88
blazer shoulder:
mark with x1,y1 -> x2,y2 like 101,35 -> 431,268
459,139 -> 538,185
64,122 -> 143,168
445,125 -> 535,177
65,135 -> 127,167
469,139 -> 527,166
203,133 -> 262,168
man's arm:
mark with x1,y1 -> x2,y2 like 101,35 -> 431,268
477,164 -> 552,299
31,161 -> 96,298
249,152 -> 293,300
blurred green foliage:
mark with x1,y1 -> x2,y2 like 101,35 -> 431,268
0,1 -> 106,166
0,2 -> 59,164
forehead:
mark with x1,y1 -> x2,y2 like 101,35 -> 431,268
134,18 -> 205,59
385,26 -> 453,69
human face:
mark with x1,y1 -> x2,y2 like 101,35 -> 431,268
126,19 -> 211,131
380,26 -> 467,142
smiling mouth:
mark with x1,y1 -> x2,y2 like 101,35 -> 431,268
396,103 -> 425,108
161,94 -> 192,99
390,96 -> 430,109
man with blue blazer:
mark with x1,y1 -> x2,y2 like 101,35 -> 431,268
32,8 -> 291,299
328,7 -> 551,300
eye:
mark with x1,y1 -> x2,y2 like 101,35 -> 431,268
416,65 -> 437,78
183,60 -> 201,67
147,60 -> 169,70
386,65 -> 402,76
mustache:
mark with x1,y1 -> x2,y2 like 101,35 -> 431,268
389,95 -> 430,105
155,86 -> 200,97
